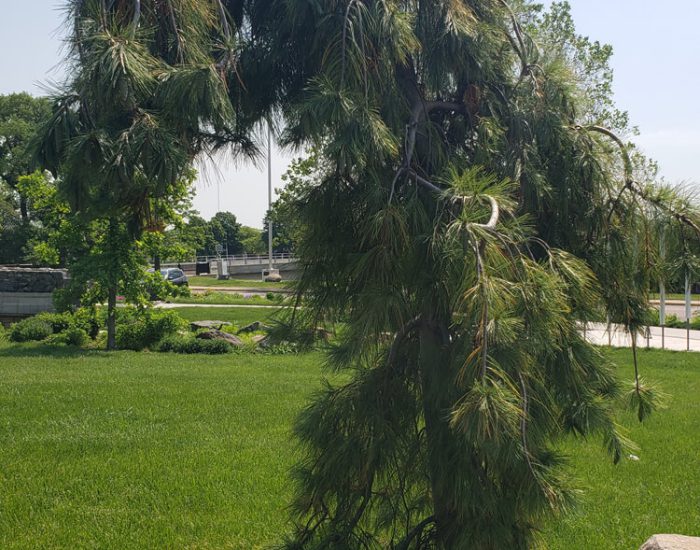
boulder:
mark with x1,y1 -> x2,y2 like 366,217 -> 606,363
641,535 -> 700,550
190,320 -> 231,331
195,329 -> 244,347
237,321 -> 271,334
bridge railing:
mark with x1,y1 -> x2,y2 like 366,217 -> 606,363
194,253 -> 297,265
159,253 -> 298,273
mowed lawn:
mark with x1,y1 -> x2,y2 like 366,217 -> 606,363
188,277 -> 292,291
0,340 -> 699,549
169,306 -> 278,328
0,345 -> 325,549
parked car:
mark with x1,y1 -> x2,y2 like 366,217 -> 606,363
148,268 -> 189,286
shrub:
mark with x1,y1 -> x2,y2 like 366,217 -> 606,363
115,323 -> 149,351
198,339 -> 234,354
61,326 -> 89,347
0,323 -> 7,342
72,307 -> 101,339
10,317 -> 53,342
34,312 -> 72,334
115,309 -> 186,350
157,335 -> 231,354
266,292 -> 285,303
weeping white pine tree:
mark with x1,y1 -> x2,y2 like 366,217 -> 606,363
32,0 -> 700,547
235,1 -> 700,548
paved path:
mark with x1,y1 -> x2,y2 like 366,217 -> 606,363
584,322 -> 700,352
155,302 -> 282,309
157,302 -> 700,351
649,299 -> 700,318
189,286 -> 291,295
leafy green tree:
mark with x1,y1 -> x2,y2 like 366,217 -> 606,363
138,169 -> 200,269
261,151 -> 323,255
0,179 -> 31,263
35,0 -> 248,348
240,225 -> 266,254
185,213 -> 219,258
209,211 -> 243,255
0,93 -> 51,222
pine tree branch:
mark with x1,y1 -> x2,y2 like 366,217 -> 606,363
215,0 -> 232,40
164,0 -> 184,64
131,0 -> 141,36
395,515 -> 436,550
518,370 -> 539,483
575,124 -> 700,237
388,315 -> 423,367
340,0 -> 360,88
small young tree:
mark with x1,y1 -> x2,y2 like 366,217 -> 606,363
0,93 -> 51,222
35,0 -> 251,348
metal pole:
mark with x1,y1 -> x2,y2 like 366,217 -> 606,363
660,281 -> 666,350
686,272 -> 691,351
660,229 -> 666,349
267,121 -> 273,271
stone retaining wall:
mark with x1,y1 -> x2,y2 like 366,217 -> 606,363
0,267 -> 68,323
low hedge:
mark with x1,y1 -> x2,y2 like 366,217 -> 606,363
10,317 -> 53,343
157,335 -> 232,355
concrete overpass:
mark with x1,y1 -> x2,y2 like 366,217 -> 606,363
162,253 -> 300,280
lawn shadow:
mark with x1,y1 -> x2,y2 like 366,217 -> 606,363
0,342 -> 109,360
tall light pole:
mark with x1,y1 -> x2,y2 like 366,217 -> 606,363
267,120 -> 273,270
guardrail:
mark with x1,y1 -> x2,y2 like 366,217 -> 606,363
159,254 -> 299,275
195,253 -> 296,264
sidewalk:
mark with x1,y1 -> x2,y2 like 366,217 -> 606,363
189,286 -> 291,295
584,322 -> 700,352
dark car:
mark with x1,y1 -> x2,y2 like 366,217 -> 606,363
148,268 -> 188,286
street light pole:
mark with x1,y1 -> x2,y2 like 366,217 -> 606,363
267,121 -> 273,271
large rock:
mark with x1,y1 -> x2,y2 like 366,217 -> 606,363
195,329 -> 244,347
190,320 -> 231,331
237,321 -> 271,334
641,535 -> 700,550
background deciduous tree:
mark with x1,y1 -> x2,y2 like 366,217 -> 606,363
35,0 -> 252,348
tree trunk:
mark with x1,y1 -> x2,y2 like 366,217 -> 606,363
154,254 -> 161,272
106,284 -> 117,350
418,321 -> 459,548
19,195 -> 29,223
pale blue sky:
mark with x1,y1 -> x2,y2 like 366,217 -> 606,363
1,0 -> 698,226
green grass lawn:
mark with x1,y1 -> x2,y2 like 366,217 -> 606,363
542,349 -> 700,548
650,293 -> 700,301
0,345 -> 698,549
188,276 -> 292,290
169,306 -> 280,328
0,345 -> 325,549
170,292 -> 290,306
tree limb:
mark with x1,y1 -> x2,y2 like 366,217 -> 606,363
395,515 -> 436,550
388,315 -> 423,366
132,0 -> 141,35
389,99 -> 467,202
576,125 -> 700,237
215,0 -> 232,40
